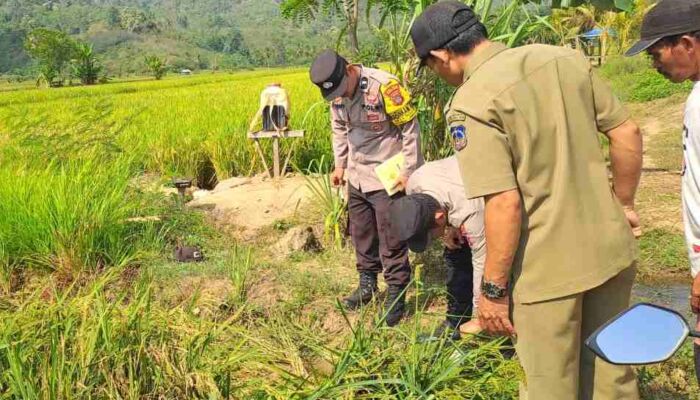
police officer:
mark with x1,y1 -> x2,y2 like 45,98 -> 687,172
389,156 -> 485,339
309,50 -> 423,326
411,2 -> 643,399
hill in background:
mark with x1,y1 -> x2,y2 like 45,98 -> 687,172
0,0 -> 375,76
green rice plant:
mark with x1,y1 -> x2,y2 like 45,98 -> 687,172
226,246 -> 254,307
0,270 -> 251,398
0,68 -> 331,181
303,156 -> 348,249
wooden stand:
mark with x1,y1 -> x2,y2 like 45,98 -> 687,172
248,130 -> 305,179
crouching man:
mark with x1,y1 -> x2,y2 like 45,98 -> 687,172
389,156 -> 484,338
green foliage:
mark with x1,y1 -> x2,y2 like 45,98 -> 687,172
303,156 -> 347,249
144,55 -> 167,80
639,228 -> 688,278
600,56 -> 694,103
552,0 -> 632,10
117,7 -> 158,33
24,28 -> 77,87
71,43 -> 102,85
0,0 -> 352,75
0,268 -> 520,398
281,0 -> 361,54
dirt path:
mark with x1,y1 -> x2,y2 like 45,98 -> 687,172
627,95 -> 686,235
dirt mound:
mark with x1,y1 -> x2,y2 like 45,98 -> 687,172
188,174 -> 314,238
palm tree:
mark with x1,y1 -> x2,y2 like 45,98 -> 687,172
144,55 -> 167,80
72,43 -> 103,85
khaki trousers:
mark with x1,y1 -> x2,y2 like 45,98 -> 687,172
514,266 -> 639,400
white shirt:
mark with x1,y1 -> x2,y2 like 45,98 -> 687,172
682,82 -> 700,277
406,156 -> 485,309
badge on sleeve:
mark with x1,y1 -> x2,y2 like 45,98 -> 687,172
451,125 -> 467,151
380,79 -> 417,126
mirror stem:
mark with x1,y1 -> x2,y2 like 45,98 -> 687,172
690,330 -> 700,338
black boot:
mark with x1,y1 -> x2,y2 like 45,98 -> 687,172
342,272 -> 378,310
418,299 -> 470,342
445,298 -> 472,336
382,284 -> 407,327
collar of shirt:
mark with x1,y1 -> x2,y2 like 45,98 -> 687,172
346,64 -> 366,104
463,42 -> 508,82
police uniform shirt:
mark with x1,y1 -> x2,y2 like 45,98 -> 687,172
447,43 -> 638,304
330,66 -> 423,192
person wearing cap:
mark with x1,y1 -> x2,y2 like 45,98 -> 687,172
389,156 -> 485,339
410,1 -> 643,399
309,50 -> 423,326
625,0 -> 700,384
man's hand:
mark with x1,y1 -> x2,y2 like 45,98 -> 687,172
691,274 -> 700,314
442,226 -> 463,250
331,167 -> 345,187
478,294 -> 516,337
623,206 -> 642,239
391,175 -> 409,192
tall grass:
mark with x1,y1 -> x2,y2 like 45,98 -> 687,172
303,156 -> 347,249
600,56 -> 694,103
0,157 -> 161,277
0,269 -> 520,398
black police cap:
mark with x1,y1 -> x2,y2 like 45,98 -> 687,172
309,49 -> 349,101
411,0 -> 480,63
388,193 -> 441,253
626,0 -> 700,56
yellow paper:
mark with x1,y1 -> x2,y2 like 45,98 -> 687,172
374,152 -> 405,196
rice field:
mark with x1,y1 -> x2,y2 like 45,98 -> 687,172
0,69 -> 332,183
2,67 -> 696,399
0,69 -> 527,399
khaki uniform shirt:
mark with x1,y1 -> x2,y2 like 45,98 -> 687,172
330,66 -> 423,192
406,156 -> 485,309
447,43 -> 638,304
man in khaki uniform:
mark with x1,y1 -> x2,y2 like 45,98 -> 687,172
310,50 -> 423,326
411,2 -> 643,399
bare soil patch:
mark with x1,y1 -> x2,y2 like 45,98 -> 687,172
188,174 -> 313,239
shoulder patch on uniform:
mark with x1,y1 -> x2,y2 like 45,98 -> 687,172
447,112 -> 466,124
380,79 -> 417,126
450,124 -> 467,151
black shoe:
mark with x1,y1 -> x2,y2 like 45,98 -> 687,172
382,284 -> 407,327
342,272 -> 378,310
445,297 -> 471,333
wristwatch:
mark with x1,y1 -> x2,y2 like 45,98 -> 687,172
481,280 -> 508,300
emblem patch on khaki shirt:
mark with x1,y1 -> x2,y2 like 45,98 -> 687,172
381,79 -> 417,126
450,125 -> 467,151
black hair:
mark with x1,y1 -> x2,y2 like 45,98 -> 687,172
444,19 -> 488,55
658,30 -> 700,47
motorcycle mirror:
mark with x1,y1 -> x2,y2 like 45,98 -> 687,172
585,303 -> 690,365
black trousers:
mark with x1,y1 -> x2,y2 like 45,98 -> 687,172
444,245 -> 474,325
348,184 -> 410,286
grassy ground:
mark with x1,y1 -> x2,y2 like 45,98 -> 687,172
627,93 -> 688,282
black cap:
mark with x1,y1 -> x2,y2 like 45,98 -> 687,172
310,49 -> 349,101
388,194 -> 441,253
410,0 -> 480,64
626,0 -> 700,56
